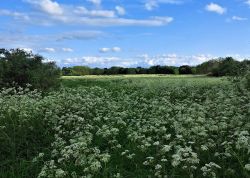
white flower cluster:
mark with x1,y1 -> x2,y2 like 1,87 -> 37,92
201,162 -> 221,178
1,80 -> 250,178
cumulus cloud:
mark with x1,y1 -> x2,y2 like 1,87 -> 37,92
145,0 -> 182,11
21,0 -> 173,27
115,6 -> 126,15
232,16 -> 248,21
20,47 -> 33,53
62,48 -> 73,52
138,53 -> 178,66
63,56 -> 121,67
24,0 -> 63,15
61,53 -> 217,68
138,53 -> 214,66
99,48 -> 110,53
112,47 -> 121,52
63,56 -> 140,68
205,3 -> 226,15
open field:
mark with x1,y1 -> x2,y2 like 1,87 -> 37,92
61,75 -> 228,89
1,75 -> 250,178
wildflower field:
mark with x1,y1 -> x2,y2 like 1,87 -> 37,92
0,75 -> 250,178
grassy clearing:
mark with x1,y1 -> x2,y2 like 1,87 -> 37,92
1,75 -> 249,178
61,75 -> 228,89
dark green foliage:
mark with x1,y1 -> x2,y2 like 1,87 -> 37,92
215,57 -> 241,76
0,49 -> 61,90
92,67 -> 105,75
148,65 -> 175,74
196,60 -> 220,75
179,65 -> 193,74
71,66 -> 91,75
62,65 -> 177,76
0,87 -> 54,178
136,67 -> 148,74
197,57 -> 250,77
245,72 -> 250,89
62,67 -> 73,76
61,56 -> 250,78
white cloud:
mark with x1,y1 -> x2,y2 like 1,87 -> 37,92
245,0 -> 250,6
99,47 -> 121,53
152,16 -> 173,23
62,48 -> 73,52
139,53 -> 178,66
21,1 -> 173,27
56,31 -> 104,41
112,47 -> 121,52
205,3 -> 226,15
99,48 -> 110,53
232,16 -> 248,21
25,0 -> 63,15
52,16 -> 173,26
39,47 -> 56,53
63,56 -> 119,66
0,30 -> 104,50
20,48 -> 33,53
59,53 -> 250,68
74,6 -> 115,18
145,0 -> 182,11
138,53 -> 214,66
46,12 -> 173,26
61,53 -> 216,68
225,54 -> 248,61
87,0 -> 101,6
0,9 -> 30,21
115,6 -> 126,15
145,1 -> 158,11
63,56 -> 140,67
0,30 -> 107,58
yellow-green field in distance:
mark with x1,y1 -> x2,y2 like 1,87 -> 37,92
61,74 -> 228,89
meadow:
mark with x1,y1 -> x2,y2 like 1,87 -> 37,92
0,75 -> 250,178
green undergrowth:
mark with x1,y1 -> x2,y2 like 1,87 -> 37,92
0,76 -> 249,178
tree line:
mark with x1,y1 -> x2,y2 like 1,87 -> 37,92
62,65 -> 198,76
1,49 -> 250,91
62,57 -> 250,77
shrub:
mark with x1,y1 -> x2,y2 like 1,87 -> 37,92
0,48 -> 61,90
241,72 -> 250,89
179,65 -> 193,74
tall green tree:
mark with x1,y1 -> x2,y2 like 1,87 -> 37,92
179,65 -> 193,74
0,48 -> 61,90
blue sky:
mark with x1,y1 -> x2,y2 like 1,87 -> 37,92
0,0 -> 250,67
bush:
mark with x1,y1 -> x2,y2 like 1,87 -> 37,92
215,57 -> 241,76
242,72 -> 250,89
0,49 -> 61,91
179,65 -> 193,74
